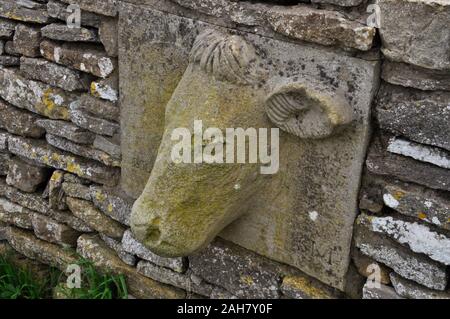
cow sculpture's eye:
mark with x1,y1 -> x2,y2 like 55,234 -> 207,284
265,83 -> 354,139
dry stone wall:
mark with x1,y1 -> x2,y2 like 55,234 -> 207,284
0,0 -> 448,299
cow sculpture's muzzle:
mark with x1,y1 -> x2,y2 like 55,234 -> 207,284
130,30 -> 354,257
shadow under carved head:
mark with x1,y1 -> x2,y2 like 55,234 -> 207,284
130,29 -> 354,257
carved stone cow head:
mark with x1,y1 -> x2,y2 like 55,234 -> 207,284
130,29 -> 354,257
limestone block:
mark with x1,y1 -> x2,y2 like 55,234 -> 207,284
78,94 -> 119,122
47,170 -> 67,210
7,135 -> 120,186
376,83 -> 450,151
0,99 -> 45,138
0,68 -> 74,120
31,213 -> 80,247
0,18 -> 16,38
0,0 -> 50,24
378,0 -> 450,70
40,40 -> 116,78
100,233 -> 136,266
352,249 -> 392,285
122,229 -> 186,272
362,282 -> 402,299
90,186 -> 132,226
90,71 -> 119,102
41,23 -> 99,42
0,56 -> 20,66
36,119 -> 95,144
20,57 -> 93,92
0,198 -> 33,230
382,61 -> 450,91
0,153 -> 10,176
354,222 -> 448,290
93,135 -> 121,159
357,213 -> 450,265
381,182 -> 450,231
46,134 -> 120,167
69,100 -> 120,136
13,24 -> 41,57
66,197 -> 125,240
366,136 -> 450,192
390,273 -> 450,299
6,157 -> 50,193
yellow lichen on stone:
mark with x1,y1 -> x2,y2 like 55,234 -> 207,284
393,191 -> 405,200
282,275 -> 333,299
418,212 -> 427,220
240,275 -> 255,286
95,191 -> 107,202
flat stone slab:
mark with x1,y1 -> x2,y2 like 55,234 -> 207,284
0,0 -> 50,24
119,3 -> 379,290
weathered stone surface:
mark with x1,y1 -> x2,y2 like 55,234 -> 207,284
6,157 -> 50,193
90,71 -> 118,102
48,209 -> 93,233
99,17 -> 118,57
122,230 -> 186,272
31,213 -> 80,247
190,239 -> 281,298
8,135 -> 119,186
42,23 -> 99,43
311,0 -> 363,6
48,170 -> 67,210
60,0 -> 118,17
19,26 -> 43,54
367,137 -> 450,192
3,40 -> 17,55
90,186 -> 132,225
6,226 -> 77,270
376,84 -> 450,151
0,0 -> 50,24
280,274 -> 339,299
354,222 -> 448,290
0,55 -> 20,66
358,213 -> 450,266
13,24 -> 41,57
390,272 -> 450,299
0,68 -> 73,120
0,99 -> 45,138
70,100 -> 120,136
0,152 -> 10,176
382,182 -> 450,231
0,198 -> 33,229
77,234 -> 186,299
93,135 -> 121,159
61,181 -> 92,201
100,233 -> 136,266
266,6 -> 375,51
78,94 -> 119,122
0,132 -> 7,151
379,0 -> 450,70
0,18 -> 16,38
137,261 -> 214,296
120,4 -> 380,290
21,57 -> 92,92
382,61 -> 450,91
362,282 -> 402,299
352,249 -> 391,285
66,197 -> 125,240
46,134 -> 120,167
40,40 -> 116,78
47,0 -> 101,28
387,137 -> 450,169
1,181 -> 48,214
36,119 -> 95,144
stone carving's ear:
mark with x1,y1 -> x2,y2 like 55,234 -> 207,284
265,83 -> 354,139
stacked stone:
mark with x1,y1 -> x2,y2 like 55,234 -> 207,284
354,0 -> 450,299
0,0 -> 179,299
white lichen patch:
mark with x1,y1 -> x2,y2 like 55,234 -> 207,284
387,137 -> 450,169
368,215 -> 450,265
383,193 -> 399,208
308,211 -> 319,221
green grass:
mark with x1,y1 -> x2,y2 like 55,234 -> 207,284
0,254 -> 128,299
0,254 -> 58,299
57,258 -> 128,299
